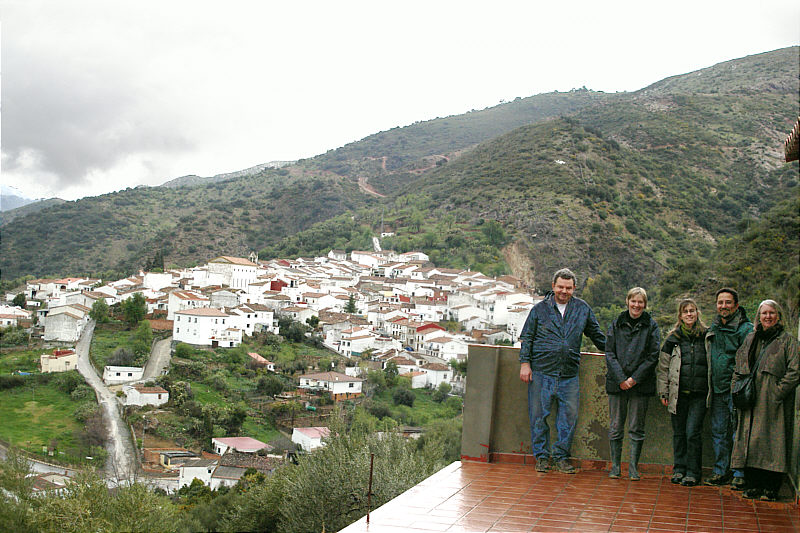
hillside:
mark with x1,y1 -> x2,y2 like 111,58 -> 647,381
0,167 -> 371,279
160,160 -> 295,189
657,196 -> 800,324
266,47 -> 799,313
0,87 -> 613,280
1,47 -> 797,296
0,197 -> 66,225
638,47 -> 798,96
308,89 -> 614,176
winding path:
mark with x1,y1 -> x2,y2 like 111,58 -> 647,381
75,322 -> 137,484
357,175 -> 386,197
143,337 -> 172,380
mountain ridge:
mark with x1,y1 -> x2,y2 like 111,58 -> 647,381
159,160 -> 296,189
1,46 -> 797,316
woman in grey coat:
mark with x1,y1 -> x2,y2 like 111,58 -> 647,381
657,299 -> 709,487
731,300 -> 799,501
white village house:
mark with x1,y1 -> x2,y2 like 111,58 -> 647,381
167,290 -> 210,320
43,304 -> 90,342
0,305 -> 33,327
178,458 -> 218,488
298,371 -> 364,401
123,384 -> 169,407
103,366 -> 145,385
419,363 -> 452,388
291,427 -> 330,451
211,437 -> 269,456
173,307 -> 242,348
207,256 -> 260,290
40,349 -> 78,373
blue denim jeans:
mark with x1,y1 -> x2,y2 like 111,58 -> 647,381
527,372 -> 580,460
710,391 -> 743,478
671,392 -> 706,479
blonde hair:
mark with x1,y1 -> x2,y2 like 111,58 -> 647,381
668,298 -> 706,335
626,287 -> 648,308
755,299 -> 784,328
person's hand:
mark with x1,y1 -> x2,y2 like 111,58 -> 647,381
660,397 -> 669,407
619,377 -> 636,390
520,363 -> 533,383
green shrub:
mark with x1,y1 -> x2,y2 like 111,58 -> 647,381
70,385 -> 95,402
392,388 -> 414,407
0,374 -> 25,390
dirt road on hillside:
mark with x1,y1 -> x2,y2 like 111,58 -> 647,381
358,175 -> 386,197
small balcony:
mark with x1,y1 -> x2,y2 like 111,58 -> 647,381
342,345 -> 799,532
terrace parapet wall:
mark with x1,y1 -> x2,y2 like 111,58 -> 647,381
461,344 -> 800,500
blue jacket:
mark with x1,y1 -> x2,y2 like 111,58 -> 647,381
519,294 -> 606,378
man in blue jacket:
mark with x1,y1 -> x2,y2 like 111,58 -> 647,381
519,268 -> 606,473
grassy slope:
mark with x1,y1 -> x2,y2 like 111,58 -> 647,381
0,383 -> 84,458
310,90 -> 613,181
371,387 -> 462,427
89,324 -> 135,371
0,348 -> 41,374
657,196 -> 800,327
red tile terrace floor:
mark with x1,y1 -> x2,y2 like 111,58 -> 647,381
340,461 -> 799,532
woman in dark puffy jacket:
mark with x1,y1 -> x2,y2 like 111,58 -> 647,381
605,287 -> 661,480
656,299 -> 708,487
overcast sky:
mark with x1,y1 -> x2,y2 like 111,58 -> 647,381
2,1 -> 798,201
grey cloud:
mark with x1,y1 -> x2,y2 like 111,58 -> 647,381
1,44 -> 193,189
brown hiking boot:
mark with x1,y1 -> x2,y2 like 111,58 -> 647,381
535,456 -> 550,472
554,458 -> 577,474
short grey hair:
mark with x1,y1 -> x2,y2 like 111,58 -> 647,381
552,268 -> 577,287
755,299 -> 784,328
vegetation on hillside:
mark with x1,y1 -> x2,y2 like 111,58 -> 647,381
258,47 -> 799,311
89,321 -> 154,371
1,46 -> 796,331
310,88 -> 613,175
0,171 -> 371,279
0,414 -> 452,533
656,196 -> 800,328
